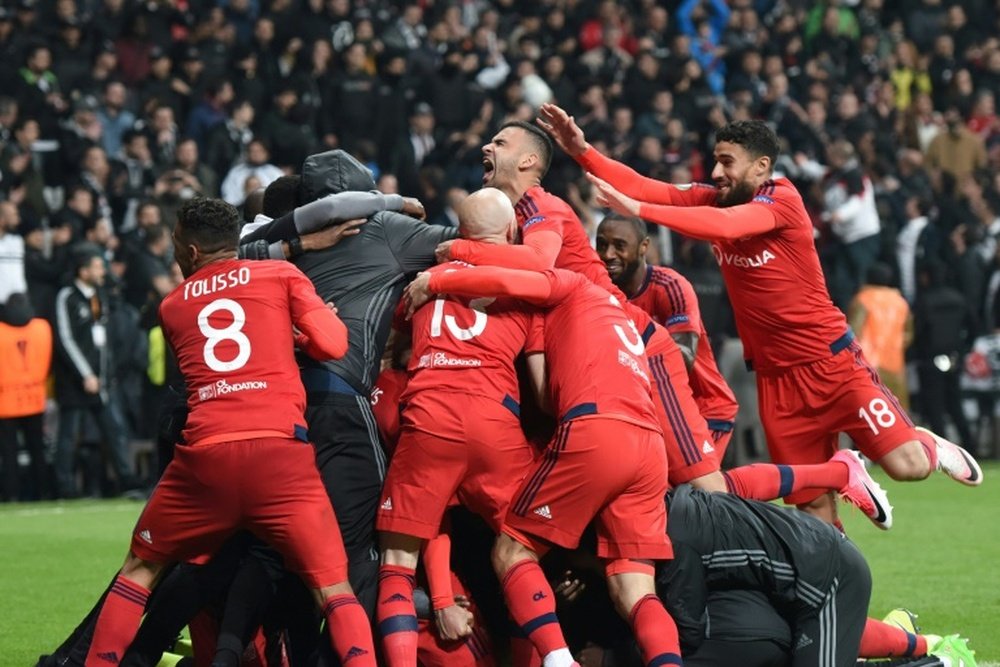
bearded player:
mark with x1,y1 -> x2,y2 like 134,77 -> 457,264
538,103 -> 982,529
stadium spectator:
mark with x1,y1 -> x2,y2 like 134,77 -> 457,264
96,80 -> 136,158
926,106 -> 988,182
220,138 -> 283,205
913,261 -> 977,455
0,200 -> 26,304
822,138 -> 882,310
204,97 -> 255,181
52,244 -> 135,498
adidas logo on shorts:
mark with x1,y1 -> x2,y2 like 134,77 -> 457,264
533,505 -> 552,520
702,440 -> 715,455
138,529 -> 152,544
380,497 -> 393,511
96,651 -> 120,663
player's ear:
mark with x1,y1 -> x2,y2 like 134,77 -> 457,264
755,155 -> 772,177
639,236 -> 650,257
519,151 -> 538,172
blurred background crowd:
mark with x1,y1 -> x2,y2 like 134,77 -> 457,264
4,0 -> 1000,502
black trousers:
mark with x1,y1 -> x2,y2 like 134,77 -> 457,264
0,413 -> 46,501
918,362 -> 974,450
306,391 -> 386,617
685,639 -> 790,667
791,537 -> 871,667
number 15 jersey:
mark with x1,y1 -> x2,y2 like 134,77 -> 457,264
160,258 -> 329,446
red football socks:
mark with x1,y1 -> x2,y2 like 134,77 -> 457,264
858,617 -> 927,657
629,594 -> 682,666
916,431 -> 939,472
501,560 -> 568,660
509,627 -> 543,667
724,461 -> 848,501
323,593 -> 377,667
375,565 -> 419,667
86,574 -> 150,665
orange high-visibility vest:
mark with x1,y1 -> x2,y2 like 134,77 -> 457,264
0,318 -> 53,418
855,286 -> 910,375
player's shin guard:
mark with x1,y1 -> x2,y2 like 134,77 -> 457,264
858,617 -> 927,658
85,574 -> 150,665
500,560 -> 570,665
376,565 -> 419,667
323,593 -> 377,667
628,594 -> 682,667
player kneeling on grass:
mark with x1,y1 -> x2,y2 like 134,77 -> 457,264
79,198 -> 376,667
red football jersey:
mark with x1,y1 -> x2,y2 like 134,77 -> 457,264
645,178 -> 848,370
516,186 -> 617,292
483,268 -> 660,430
160,258 -> 326,446
630,265 -> 737,422
403,262 -> 539,435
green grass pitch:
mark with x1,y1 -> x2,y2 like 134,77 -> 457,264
2,464 -> 998,666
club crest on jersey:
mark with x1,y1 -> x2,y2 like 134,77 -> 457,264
712,244 -> 776,268
197,378 -> 268,401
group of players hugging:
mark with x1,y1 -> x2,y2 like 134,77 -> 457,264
40,103 -> 983,667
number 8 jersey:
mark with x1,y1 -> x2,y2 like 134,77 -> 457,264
160,258 -> 329,446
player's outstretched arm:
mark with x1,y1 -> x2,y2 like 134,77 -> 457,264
537,103 -> 683,206
242,191 -> 411,244
444,230 -> 562,271
589,175 -> 776,241
295,304 -> 349,360
404,266 -> 554,317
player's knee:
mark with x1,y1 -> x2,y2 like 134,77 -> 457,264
314,580 -> 354,606
491,532 -> 534,577
878,441 -> 933,480
120,552 -> 164,588
378,531 -> 423,568
605,560 -> 656,619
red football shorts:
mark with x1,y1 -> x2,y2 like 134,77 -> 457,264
130,437 -> 349,588
503,417 -> 672,560
706,420 -> 734,466
376,394 -> 536,539
645,331 -> 720,484
758,342 -> 919,504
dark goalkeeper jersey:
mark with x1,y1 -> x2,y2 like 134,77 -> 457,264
658,485 -> 851,648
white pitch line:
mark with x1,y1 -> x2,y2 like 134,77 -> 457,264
1,503 -> 142,518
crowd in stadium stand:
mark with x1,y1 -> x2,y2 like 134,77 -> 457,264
3,0 -> 1000,501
